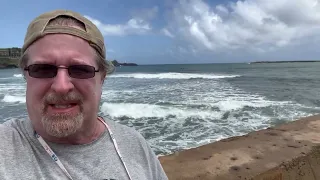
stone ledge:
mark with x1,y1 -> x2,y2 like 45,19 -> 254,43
159,114 -> 320,180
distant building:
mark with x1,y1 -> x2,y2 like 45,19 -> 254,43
0,48 -> 21,58
0,49 -> 9,57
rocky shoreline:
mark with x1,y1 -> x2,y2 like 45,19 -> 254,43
0,58 -> 19,69
159,114 -> 320,179
0,64 -> 18,69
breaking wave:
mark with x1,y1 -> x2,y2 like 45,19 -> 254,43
110,73 -> 240,79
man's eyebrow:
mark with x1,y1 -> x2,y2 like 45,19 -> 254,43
28,60 -> 54,65
68,58 -> 92,65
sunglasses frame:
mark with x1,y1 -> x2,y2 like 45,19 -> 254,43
24,64 -> 100,79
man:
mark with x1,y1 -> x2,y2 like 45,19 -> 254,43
0,9 -> 168,180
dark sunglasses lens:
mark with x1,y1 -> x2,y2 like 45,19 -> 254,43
69,65 -> 96,79
28,64 -> 57,78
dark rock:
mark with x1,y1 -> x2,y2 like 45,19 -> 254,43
111,60 -> 138,67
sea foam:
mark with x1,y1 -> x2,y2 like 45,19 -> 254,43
101,102 -> 221,119
2,95 -> 26,103
13,74 -> 23,78
110,73 -> 240,79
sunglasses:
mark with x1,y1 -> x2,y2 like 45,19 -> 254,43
24,64 -> 99,79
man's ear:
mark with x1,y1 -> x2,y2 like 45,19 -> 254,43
100,72 -> 107,84
22,70 -> 27,81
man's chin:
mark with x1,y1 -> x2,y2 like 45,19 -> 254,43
41,113 -> 84,138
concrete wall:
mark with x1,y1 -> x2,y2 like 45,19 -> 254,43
159,115 -> 320,180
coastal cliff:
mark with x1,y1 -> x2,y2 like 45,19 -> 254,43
0,47 -> 137,69
111,60 -> 138,67
0,48 -> 21,69
250,60 -> 320,64
159,115 -> 320,180
0,58 -> 138,69
0,58 -> 19,69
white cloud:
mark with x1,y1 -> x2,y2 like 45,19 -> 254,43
165,0 -> 320,53
162,28 -> 175,38
131,6 -> 159,21
84,16 -> 151,36
107,49 -> 115,53
216,5 -> 228,14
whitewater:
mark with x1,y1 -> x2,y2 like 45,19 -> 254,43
1,63 -> 320,155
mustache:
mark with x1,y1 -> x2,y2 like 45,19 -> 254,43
44,92 -> 83,104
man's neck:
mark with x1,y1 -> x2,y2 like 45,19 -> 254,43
36,118 -> 106,145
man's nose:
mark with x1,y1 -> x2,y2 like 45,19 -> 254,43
50,68 -> 74,94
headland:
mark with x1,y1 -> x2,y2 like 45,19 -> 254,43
0,48 -> 21,69
250,60 -> 320,64
111,60 -> 138,67
0,47 -> 137,69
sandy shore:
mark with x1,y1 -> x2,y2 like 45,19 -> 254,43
159,114 -> 320,180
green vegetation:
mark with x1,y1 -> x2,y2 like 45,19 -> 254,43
0,58 -> 138,69
251,60 -> 320,64
111,60 -> 138,66
0,47 -> 21,69
0,57 -> 19,69
0,46 -> 137,69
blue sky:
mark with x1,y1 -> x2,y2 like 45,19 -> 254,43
1,0 -> 320,64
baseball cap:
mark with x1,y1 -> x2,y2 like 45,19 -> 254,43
22,9 -> 115,74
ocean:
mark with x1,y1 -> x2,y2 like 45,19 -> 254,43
1,62 -> 320,156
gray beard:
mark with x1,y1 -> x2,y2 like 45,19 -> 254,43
40,92 -> 84,138
41,112 -> 84,138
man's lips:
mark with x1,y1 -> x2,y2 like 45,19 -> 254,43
46,103 -> 80,113
49,103 -> 78,108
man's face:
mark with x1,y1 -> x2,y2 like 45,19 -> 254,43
25,34 -> 104,138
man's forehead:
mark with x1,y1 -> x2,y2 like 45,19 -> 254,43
26,34 -> 96,65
